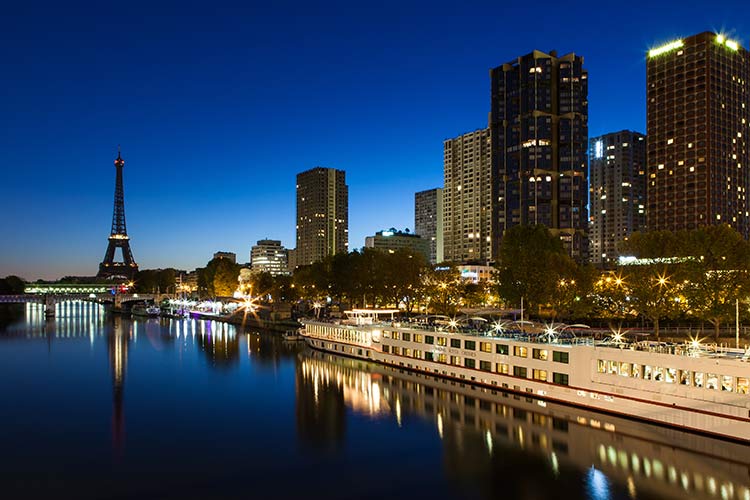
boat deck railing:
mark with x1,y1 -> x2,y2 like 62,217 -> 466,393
303,317 -> 749,359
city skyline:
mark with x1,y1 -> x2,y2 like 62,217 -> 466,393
3,2 -> 750,279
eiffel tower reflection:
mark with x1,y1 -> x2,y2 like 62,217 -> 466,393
108,316 -> 130,452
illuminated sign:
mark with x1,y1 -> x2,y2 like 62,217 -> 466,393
594,140 -> 603,159
648,40 -> 684,58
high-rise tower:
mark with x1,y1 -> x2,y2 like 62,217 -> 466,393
443,129 -> 492,263
414,188 -> 444,264
490,50 -> 589,261
589,131 -> 647,266
296,167 -> 348,266
98,149 -> 138,279
646,32 -> 750,237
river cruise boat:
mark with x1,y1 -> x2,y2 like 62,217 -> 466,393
300,309 -> 750,442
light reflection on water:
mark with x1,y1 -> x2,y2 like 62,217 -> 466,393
0,304 -> 748,500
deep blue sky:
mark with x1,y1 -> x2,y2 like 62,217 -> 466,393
2,1 -> 749,280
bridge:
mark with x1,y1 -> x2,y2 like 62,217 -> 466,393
0,293 -> 165,317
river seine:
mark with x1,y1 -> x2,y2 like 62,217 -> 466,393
1,302 -> 748,499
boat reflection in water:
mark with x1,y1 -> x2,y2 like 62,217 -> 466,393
297,349 -> 750,500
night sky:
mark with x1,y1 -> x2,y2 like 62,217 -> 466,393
2,0 -> 750,280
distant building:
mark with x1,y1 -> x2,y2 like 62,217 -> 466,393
647,31 -> 749,237
490,49 -> 589,262
415,188 -> 444,264
296,167 -> 348,266
364,229 -> 430,259
443,129 -> 492,263
213,251 -> 236,263
250,239 -> 289,276
287,248 -> 298,273
589,131 -> 647,266
457,264 -> 495,284
176,270 -> 199,293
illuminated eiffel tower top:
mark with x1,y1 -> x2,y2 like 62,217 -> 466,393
98,147 -> 138,279
111,147 -> 128,236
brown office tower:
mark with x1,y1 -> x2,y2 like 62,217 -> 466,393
647,32 -> 750,237
490,50 -> 589,262
296,167 -> 348,266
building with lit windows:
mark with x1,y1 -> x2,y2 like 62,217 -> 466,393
589,131 -> 647,267
296,167 -> 348,266
364,229 -> 430,259
250,239 -> 289,276
646,32 -> 750,238
443,129 -> 492,263
490,50 -> 589,262
414,188 -> 444,264
213,251 -> 236,263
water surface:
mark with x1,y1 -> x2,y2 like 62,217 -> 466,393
1,303 -> 748,500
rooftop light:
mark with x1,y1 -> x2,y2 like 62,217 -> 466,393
648,40 -> 684,58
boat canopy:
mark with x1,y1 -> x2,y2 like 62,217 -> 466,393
344,309 -> 400,325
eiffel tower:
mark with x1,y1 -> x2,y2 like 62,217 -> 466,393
98,148 -> 138,279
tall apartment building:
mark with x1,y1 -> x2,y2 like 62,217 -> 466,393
490,50 -> 589,261
443,129 -> 492,263
296,167 -> 348,266
250,239 -> 289,276
647,32 -> 750,238
414,188 -> 444,264
589,131 -> 647,266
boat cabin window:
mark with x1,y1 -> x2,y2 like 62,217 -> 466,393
706,373 -> 719,390
693,372 -> 704,388
738,378 -> 749,394
721,375 -> 734,392
532,348 -> 548,361
552,351 -> 569,364
495,363 -> 509,374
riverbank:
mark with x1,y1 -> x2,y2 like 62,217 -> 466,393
185,310 -> 300,333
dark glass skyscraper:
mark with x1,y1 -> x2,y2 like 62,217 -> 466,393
646,32 -> 749,238
490,50 -> 589,261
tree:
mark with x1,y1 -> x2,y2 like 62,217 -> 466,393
0,275 -> 25,295
198,258 -> 241,298
592,270 -> 633,320
623,264 -> 684,340
495,225 -> 574,315
549,263 -> 596,321
213,259 -> 241,297
680,225 -> 750,340
381,248 -> 427,312
422,265 -> 461,315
